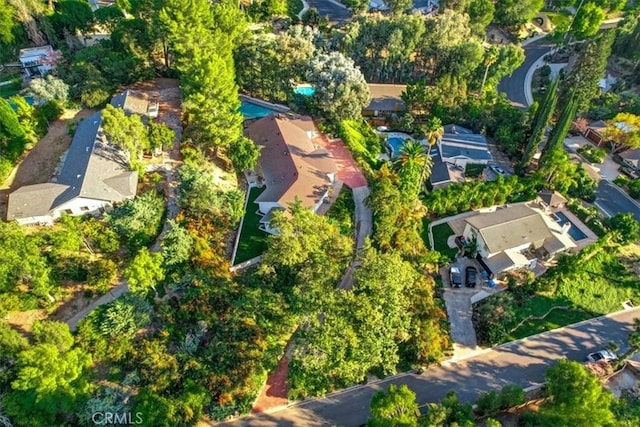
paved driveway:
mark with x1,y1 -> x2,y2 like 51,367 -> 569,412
223,307 -> 640,427
596,180 -> 640,223
498,41 -> 554,108
564,136 -> 620,181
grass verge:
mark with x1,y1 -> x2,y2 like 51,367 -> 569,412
326,187 -> 355,236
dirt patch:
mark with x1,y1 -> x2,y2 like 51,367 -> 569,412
4,309 -> 48,335
0,108 -> 97,219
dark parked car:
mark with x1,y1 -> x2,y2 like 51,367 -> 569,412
465,266 -> 477,288
449,266 -> 462,288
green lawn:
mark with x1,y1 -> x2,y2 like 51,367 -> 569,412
326,187 -> 355,236
465,163 -> 485,179
428,221 -> 458,259
234,187 -> 269,265
0,79 -> 22,98
507,249 -> 640,341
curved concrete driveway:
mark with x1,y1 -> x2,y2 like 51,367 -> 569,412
498,40 -> 554,108
224,307 -> 640,427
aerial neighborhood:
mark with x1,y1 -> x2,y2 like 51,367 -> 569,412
2,0 -> 640,426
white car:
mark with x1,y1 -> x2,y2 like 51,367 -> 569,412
586,350 -> 617,363
489,164 -> 507,176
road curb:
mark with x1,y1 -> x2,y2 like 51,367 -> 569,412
499,306 -> 640,350
298,0 -> 309,19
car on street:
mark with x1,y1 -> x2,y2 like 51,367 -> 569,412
465,266 -> 477,288
489,164 -> 507,176
449,266 -> 462,288
586,350 -> 617,363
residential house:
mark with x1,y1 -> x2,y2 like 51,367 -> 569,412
7,112 -> 137,225
429,146 -> 464,190
362,83 -> 406,118
438,124 -> 493,167
19,45 -> 61,78
245,114 -> 337,234
111,89 -> 159,120
584,120 -> 607,145
619,148 -> 640,173
461,203 -> 576,276
536,190 -> 567,211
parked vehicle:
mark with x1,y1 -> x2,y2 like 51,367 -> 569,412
586,350 -> 617,363
489,164 -> 507,176
449,266 -> 462,288
465,266 -> 477,288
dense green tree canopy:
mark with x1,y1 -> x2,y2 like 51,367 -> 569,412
493,0 -> 544,27
560,31 -> 615,113
536,360 -> 616,426
368,384 -> 420,427
26,75 -> 69,104
571,2 -> 606,41
124,248 -> 164,295
306,51 -> 370,122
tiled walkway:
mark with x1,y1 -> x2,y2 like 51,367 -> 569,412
319,137 -> 368,189
251,356 -> 290,414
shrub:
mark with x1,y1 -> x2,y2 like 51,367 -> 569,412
500,384 -> 525,408
476,390 -> 501,416
577,145 -> 607,163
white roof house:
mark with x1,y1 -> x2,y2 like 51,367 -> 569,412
19,45 -> 61,78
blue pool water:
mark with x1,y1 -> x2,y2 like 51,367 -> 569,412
387,137 -> 408,157
239,101 -> 278,119
294,85 -> 315,96
554,211 -> 588,241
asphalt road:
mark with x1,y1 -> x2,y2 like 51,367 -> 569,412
224,308 -> 640,427
596,180 -> 640,223
497,41 -> 554,108
306,0 -> 352,23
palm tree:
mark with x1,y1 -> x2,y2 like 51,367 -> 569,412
479,47 -> 499,98
395,141 -> 433,199
422,116 -> 444,147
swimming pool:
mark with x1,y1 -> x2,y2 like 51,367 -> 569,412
387,137 -> 407,157
239,101 -> 278,119
294,85 -> 315,96
554,211 -> 588,241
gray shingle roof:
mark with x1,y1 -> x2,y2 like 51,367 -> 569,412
430,151 -> 452,185
53,112 -> 136,206
110,89 -> 149,117
7,111 -> 138,221
465,205 -> 551,254
6,183 -> 69,220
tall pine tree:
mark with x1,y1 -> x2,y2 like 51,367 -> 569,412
540,92 -> 578,167
518,76 -> 559,173
558,31 -> 614,114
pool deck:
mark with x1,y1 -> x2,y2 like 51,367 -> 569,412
385,132 -> 414,141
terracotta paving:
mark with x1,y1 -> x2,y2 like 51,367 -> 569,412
318,136 -> 368,189
251,356 -> 289,413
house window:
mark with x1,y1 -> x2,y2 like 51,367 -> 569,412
64,209 -> 73,215
80,206 -> 90,212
